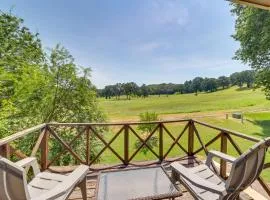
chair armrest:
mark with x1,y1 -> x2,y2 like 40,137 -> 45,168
206,150 -> 236,167
31,165 -> 89,200
171,162 -> 226,195
16,157 -> 40,176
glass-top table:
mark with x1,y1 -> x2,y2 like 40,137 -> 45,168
95,166 -> 182,200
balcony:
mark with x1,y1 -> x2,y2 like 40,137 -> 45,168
1,119 -> 270,199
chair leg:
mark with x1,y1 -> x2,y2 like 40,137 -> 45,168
79,177 -> 87,200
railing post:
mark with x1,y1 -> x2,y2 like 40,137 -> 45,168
159,123 -> 163,162
0,144 -> 10,159
220,132 -> 227,178
124,124 -> 129,165
86,126 -> 90,165
188,120 -> 194,156
41,126 -> 49,171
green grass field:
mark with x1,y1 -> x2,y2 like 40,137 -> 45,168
97,87 -> 270,180
99,87 -> 270,120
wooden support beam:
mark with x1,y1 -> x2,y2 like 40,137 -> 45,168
9,146 -> 27,159
48,126 -> 84,164
86,126 -> 90,165
193,133 -> 221,155
124,124 -> 129,165
232,0 -> 270,10
41,127 -> 49,171
128,125 -> 159,163
257,176 -> 270,197
220,132 -> 228,179
159,123 -> 163,162
31,129 -> 46,157
89,126 -> 124,165
188,120 -> 194,156
129,126 -> 159,160
0,144 -> 10,159
0,124 -> 46,146
193,120 -> 260,142
163,123 -> 189,159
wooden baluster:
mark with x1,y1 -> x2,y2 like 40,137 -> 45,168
41,126 -> 49,171
188,120 -> 194,156
220,132 -> 227,179
159,123 -> 163,162
0,144 -> 10,159
124,124 -> 129,165
86,126 -> 90,165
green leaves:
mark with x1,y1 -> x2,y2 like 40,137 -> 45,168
0,11 -> 105,165
135,112 -> 159,155
231,5 -> 270,98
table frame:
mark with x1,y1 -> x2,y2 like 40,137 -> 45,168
95,165 -> 182,200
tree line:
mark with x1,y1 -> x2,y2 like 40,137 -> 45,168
98,70 -> 255,99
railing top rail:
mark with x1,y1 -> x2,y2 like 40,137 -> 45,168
0,119 -> 262,147
193,119 -> 261,143
0,123 -> 47,146
47,119 -> 191,126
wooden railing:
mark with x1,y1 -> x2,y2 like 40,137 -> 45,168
0,119 -> 270,196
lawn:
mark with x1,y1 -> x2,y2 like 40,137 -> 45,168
98,115 -> 270,180
97,87 -> 270,180
99,87 -> 270,120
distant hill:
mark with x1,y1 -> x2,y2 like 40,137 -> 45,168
99,86 -> 269,120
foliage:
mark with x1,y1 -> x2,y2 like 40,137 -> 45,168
192,77 -> 204,94
0,11 -> 44,137
140,84 -> 149,98
230,70 -> 255,88
202,78 -> 218,92
134,112 -> 159,155
218,76 -> 230,89
98,70 -> 255,99
122,82 -> 139,100
231,4 -> 270,98
137,112 -> 159,133
0,11 -> 105,165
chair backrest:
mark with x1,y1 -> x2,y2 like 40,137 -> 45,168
224,137 -> 270,199
0,157 -> 30,200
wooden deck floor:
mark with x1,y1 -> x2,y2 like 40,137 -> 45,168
67,157 -> 270,200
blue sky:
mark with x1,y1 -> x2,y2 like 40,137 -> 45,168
1,0 -> 249,88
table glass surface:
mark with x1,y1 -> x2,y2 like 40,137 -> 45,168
96,167 -> 179,200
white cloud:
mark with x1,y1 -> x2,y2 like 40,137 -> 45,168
91,67 -> 117,89
134,41 -> 170,53
154,56 -> 248,73
148,0 -> 189,26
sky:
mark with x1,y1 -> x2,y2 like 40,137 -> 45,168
1,0 -> 249,88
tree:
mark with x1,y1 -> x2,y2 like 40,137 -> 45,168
134,112 -> 159,155
140,84 -> 149,98
183,80 -> 194,93
202,78 -> 218,92
122,82 -> 139,99
103,85 -> 114,99
0,11 -> 44,137
230,72 -> 244,87
231,5 -> 270,98
192,77 -> 203,94
115,83 -> 123,99
0,12 -> 105,165
218,76 -> 230,89
242,70 -> 255,88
